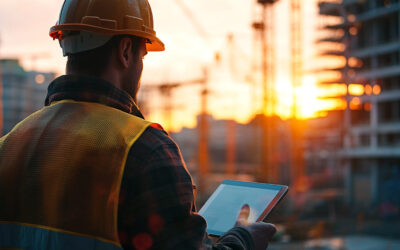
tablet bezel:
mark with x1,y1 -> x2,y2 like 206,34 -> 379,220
201,180 -> 288,236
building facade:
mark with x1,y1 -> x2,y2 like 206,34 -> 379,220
342,0 -> 400,213
0,59 -> 55,135
316,0 -> 400,215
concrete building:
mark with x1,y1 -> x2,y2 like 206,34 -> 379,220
342,0 -> 400,212
316,0 -> 400,214
0,59 -> 55,135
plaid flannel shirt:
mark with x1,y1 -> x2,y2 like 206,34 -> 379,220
45,75 -> 254,250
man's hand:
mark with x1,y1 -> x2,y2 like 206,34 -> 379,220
235,204 -> 276,250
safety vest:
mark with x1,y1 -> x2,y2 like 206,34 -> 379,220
0,100 -> 151,250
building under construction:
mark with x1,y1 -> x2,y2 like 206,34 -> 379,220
318,0 -> 400,211
343,0 -> 400,211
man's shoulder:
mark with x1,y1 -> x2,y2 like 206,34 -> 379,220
128,124 -> 181,163
124,123 -> 191,181
135,124 -> 174,151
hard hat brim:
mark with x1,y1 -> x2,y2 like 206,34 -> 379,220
50,24 -> 165,52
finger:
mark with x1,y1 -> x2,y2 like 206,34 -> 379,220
238,204 -> 250,221
236,204 -> 250,226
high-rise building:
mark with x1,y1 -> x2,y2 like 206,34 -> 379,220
316,0 -> 400,212
342,0 -> 400,210
0,59 -> 55,135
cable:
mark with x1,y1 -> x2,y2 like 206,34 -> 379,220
173,0 -> 210,46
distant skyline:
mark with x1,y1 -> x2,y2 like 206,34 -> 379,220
0,0 -> 323,132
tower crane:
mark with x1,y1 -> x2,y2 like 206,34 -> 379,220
252,0 -> 279,183
290,0 -> 305,188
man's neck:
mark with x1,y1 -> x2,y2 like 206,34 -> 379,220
66,69 -> 122,91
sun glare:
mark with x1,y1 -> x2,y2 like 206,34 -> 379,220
284,76 -> 348,119
296,76 -> 320,118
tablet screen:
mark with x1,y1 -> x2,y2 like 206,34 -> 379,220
198,180 -> 287,236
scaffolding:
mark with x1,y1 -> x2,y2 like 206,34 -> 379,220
317,0 -> 353,151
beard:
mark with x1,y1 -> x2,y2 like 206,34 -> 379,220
121,60 -> 143,103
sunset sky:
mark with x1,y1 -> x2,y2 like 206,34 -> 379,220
0,0 -> 333,132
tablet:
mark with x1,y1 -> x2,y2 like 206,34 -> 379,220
198,180 -> 288,236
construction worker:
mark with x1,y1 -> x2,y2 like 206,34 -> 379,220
0,0 -> 276,249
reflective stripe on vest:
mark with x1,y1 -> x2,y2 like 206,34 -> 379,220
0,100 -> 152,249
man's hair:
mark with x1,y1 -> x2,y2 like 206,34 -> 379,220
66,35 -> 142,75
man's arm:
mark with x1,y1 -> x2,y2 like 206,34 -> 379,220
117,127 -> 257,249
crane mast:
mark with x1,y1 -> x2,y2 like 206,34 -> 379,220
253,0 -> 279,183
290,0 -> 305,187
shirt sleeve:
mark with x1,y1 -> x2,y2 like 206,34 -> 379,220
117,127 -> 254,250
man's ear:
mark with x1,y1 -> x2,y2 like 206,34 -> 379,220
118,37 -> 133,69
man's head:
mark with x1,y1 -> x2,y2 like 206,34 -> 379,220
66,35 -> 147,101
50,0 -> 164,101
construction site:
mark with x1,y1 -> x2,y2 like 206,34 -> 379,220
1,0 -> 400,249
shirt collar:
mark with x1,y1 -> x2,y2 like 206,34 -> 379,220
45,74 -> 144,119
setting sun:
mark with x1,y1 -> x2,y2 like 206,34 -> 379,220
272,76 -> 347,120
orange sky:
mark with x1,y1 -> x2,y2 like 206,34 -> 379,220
0,0 -> 334,132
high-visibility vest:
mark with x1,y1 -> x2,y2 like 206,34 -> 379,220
0,100 -> 151,250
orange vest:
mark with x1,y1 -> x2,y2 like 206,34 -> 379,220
0,100 -> 151,249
